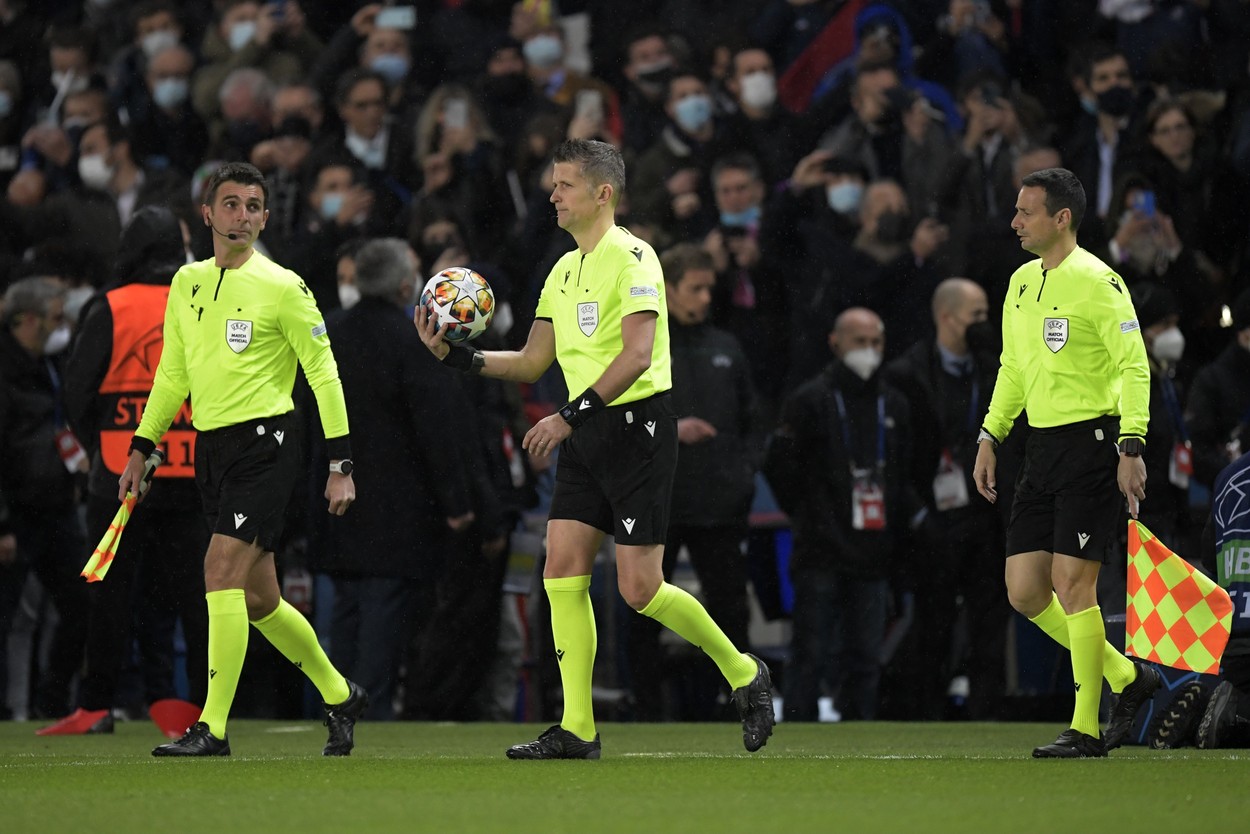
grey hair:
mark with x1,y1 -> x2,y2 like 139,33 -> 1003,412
218,67 -> 275,107
2,277 -> 65,328
353,238 -> 413,300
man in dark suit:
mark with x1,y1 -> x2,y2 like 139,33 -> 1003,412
312,238 -> 476,719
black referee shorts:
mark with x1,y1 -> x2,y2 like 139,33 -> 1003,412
549,392 -> 677,546
194,412 -> 299,552
1006,415 -> 1123,562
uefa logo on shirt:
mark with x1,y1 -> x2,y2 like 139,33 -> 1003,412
1043,317 -> 1068,353
226,319 -> 253,353
578,302 -> 598,337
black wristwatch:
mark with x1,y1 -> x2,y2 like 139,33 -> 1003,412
329,459 -> 354,475
1117,438 -> 1144,457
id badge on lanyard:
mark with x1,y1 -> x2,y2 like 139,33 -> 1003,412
932,449 -> 970,511
852,467 -> 886,530
1169,440 -> 1193,489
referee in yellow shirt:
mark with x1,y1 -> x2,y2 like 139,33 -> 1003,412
417,139 -> 773,759
973,167 -> 1161,757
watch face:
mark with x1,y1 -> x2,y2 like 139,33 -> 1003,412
334,460 -> 353,475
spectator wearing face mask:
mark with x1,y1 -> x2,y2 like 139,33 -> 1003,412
1104,177 -> 1215,375
109,1 -> 188,130
518,24 -> 622,145
633,70 -> 734,240
192,1 -> 323,129
0,277 -> 90,721
618,27 -> 678,155
719,46 -> 808,188
1127,281 -> 1191,546
764,306 -> 920,722
127,44 -> 208,178
284,158 -> 378,311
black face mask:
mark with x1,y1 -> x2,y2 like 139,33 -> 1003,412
875,211 -> 912,244
964,319 -> 999,355
483,73 -> 529,101
1096,86 -> 1135,118
635,66 -> 673,92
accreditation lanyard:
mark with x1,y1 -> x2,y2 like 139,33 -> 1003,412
1160,374 -> 1194,486
833,390 -> 886,470
834,390 -> 887,531
46,358 -> 87,473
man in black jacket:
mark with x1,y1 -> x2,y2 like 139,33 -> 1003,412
881,278 -> 1010,719
313,238 -> 477,720
0,277 -> 88,720
626,244 -> 760,720
46,206 -> 209,735
764,307 -> 919,721
1185,289 -> 1250,491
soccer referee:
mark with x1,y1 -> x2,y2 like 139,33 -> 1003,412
417,139 -> 774,759
973,167 -> 1161,758
120,162 -> 366,757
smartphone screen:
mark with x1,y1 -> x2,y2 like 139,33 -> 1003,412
376,6 -> 417,30
575,89 -> 603,121
443,98 -> 468,129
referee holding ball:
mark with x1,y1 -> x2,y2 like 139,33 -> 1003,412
973,167 -> 1160,758
417,139 -> 774,759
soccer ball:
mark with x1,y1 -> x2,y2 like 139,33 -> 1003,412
420,267 -> 495,343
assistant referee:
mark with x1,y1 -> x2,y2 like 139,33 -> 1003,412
973,167 -> 1160,758
120,162 -> 366,757
417,139 -> 774,759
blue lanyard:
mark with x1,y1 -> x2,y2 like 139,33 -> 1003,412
46,358 -> 64,428
1159,375 -> 1188,442
833,390 -> 886,468
964,377 -> 980,434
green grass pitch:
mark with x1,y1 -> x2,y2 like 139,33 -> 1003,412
1,721 -> 1244,833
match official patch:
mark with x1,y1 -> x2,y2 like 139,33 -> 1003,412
311,322 -> 327,338
629,286 -> 659,298
1120,319 -> 1140,334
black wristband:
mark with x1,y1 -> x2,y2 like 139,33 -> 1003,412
326,434 -> 352,461
129,435 -> 157,458
558,388 -> 606,429
441,345 -> 484,374
1118,437 -> 1145,457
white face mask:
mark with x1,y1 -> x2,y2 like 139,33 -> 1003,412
1151,326 -> 1185,363
44,323 -> 72,355
739,71 -> 777,110
78,153 -> 115,190
493,300 -> 514,338
228,21 -> 257,52
338,283 -> 361,310
841,347 -> 882,380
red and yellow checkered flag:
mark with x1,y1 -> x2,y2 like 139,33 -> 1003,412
1125,520 -> 1233,673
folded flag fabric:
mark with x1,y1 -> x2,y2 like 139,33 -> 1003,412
1126,520 -> 1233,674
81,495 -> 135,582
80,449 -> 165,583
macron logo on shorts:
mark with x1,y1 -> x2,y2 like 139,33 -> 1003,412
1077,532 -> 1090,550
622,518 -> 636,534
274,430 -> 285,445
234,513 -> 247,529
645,421 -> 656,436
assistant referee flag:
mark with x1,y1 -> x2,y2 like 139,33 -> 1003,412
1125,520 -> 1233,673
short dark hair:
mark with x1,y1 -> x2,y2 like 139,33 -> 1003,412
202,162 -> 269,208
660,242 -> 715,286
711,152 -> 762,185
335,67 -> 388,106
1083,42 -> 1129,85
1020,167 -> 1086,232
553,139 -> 625,205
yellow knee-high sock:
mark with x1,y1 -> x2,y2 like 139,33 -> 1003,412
1028,593 -> 1136,692
200,589 -> 248,738
1066,606 -> 1106,737
639,582 -> 757,690
545,576 -> 597,741
251,599 -> 350,705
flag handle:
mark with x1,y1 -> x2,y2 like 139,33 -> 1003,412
138,448 -> 166,495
